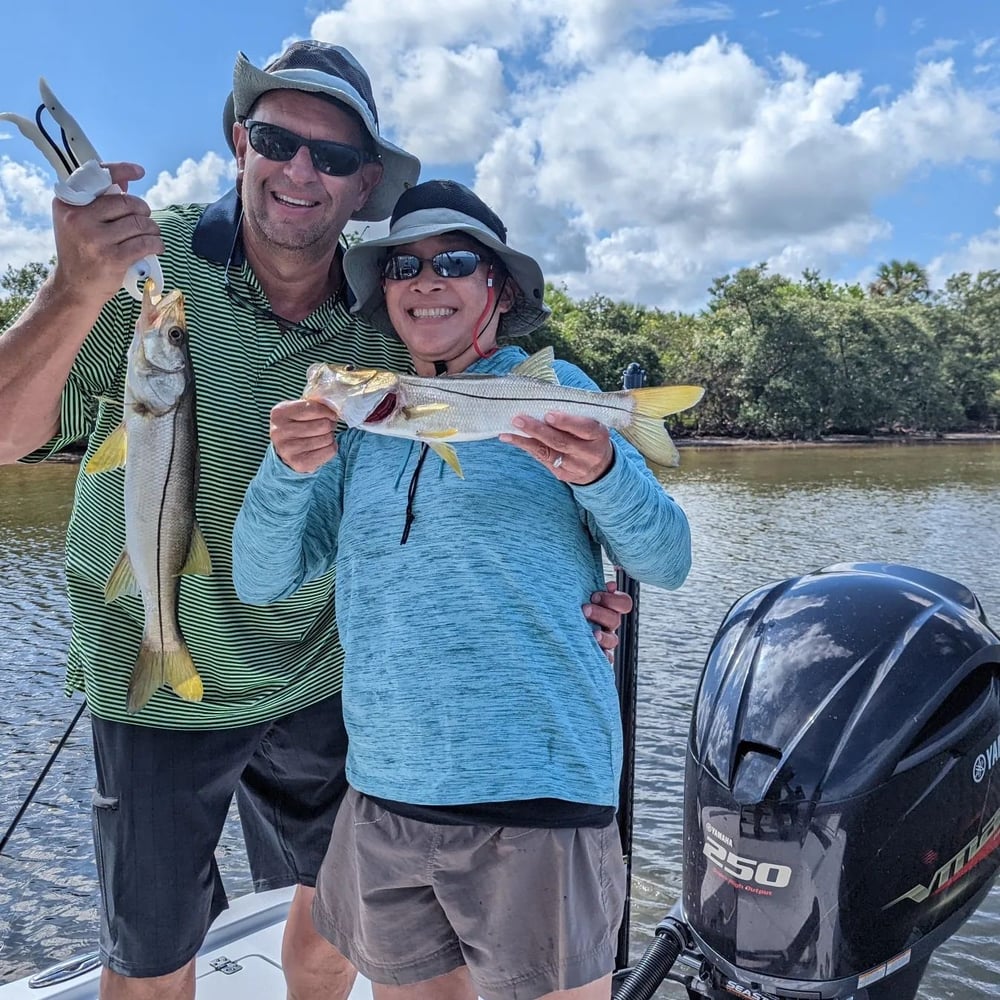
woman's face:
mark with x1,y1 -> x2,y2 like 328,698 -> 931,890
381,233 -> 510,375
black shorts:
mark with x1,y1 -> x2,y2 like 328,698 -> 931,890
89,693 -> 347,978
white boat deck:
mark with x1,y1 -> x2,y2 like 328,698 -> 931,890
0,887 -> 378,999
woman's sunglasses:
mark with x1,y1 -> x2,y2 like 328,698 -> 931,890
243,120 -> 374,177
382,251 -> 487,281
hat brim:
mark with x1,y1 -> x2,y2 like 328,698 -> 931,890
344,209 -> 550,338
223,54 -> 419,222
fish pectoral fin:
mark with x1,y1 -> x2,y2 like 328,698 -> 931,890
402,403 -> 450,420
85,423 -> 128,473
428,442 -> 464,478
104,550 -> 138,602
127,643 -> 204,713
417,428 -> 459,439
630,385 -> 705,418
621,416 -> 681,468
180,523 -> 213,576
512,347 -> 558,383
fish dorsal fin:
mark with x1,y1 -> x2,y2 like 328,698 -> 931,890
180,523 -> 213,576
427,442 -> 464,478
85,423 -> 128,473
512,347 -> 558,383
402,403 -> 450,419
104,549 -> 138,602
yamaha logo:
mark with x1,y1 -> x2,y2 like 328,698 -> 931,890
974,733 -> 1000,784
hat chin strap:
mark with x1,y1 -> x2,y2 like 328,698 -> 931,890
430,268 -> 501,374
471,267 -> 499,360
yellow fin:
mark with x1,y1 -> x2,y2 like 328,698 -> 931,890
403,403 -> 450,419
621,418 -> 681,468
629,384 -> 705,418
104,549 -> 138,602
428,442 -> 464,478
85,423 -> 128,473
180,523 -> 213,576
127,643 -> 204,713
512,347 -> 558,383
418,428 -> 459,440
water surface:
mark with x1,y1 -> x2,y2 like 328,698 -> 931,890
1,443 -> 998,995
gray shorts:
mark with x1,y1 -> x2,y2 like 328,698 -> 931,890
312,788 -> 627,1000
89,693 -> 348,978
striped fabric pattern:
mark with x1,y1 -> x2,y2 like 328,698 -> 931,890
26,201 -> 412,728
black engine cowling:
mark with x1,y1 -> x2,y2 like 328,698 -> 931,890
681,562 -> 1000,999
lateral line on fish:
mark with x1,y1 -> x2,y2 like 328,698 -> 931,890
418,385 -> 633,414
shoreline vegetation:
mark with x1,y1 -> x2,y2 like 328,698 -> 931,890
43,430 -> 1000,464
5,258 -> 1000,445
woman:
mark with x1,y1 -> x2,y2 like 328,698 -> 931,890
232,180 -> 693,1000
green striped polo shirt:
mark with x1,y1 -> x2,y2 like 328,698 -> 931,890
25,190 -> 412,728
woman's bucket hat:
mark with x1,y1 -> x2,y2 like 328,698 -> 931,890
344,179 -> 551,338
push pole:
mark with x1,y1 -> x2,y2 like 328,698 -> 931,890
613,361 -> 645,971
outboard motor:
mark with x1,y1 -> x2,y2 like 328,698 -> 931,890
680,561 -> 1000,999
614,562 -> 1000,1000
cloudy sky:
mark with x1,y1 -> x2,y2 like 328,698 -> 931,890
1,1 -> 997,311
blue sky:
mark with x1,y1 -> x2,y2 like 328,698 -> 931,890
1,1 -> 997,311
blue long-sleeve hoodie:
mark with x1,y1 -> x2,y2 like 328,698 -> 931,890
232,346 -> 691,807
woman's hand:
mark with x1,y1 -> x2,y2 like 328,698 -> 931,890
500,412 -> 615,484
270,399 -> 340,473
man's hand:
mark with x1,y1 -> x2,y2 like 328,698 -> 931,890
270,399 -> 340,473
584,581 -> 634,664
50,163 -> 163,307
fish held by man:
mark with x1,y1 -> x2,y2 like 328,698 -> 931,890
303,347 -> 704,477
85,280 -> 211,712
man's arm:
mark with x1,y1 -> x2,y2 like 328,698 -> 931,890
0,163 -> 163,464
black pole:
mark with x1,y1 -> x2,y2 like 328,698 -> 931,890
613,361 -> 645,971
0,699 -> 87,856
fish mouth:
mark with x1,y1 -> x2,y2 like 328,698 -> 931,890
364,393 -> 398,424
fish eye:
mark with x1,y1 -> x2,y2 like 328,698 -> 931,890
166,326 -> 184,344
343,364 -> 356,372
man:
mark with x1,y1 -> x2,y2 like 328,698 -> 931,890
0,41 -> 631,1000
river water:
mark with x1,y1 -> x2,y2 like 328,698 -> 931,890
1,442 -> 998,996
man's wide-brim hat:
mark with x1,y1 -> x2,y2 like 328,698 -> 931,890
344,179 -> 551,339
222,40 -> 420,222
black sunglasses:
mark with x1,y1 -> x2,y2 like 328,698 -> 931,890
382,250 -> 488,281
243,120 -> 374,177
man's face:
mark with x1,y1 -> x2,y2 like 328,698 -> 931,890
233,89 -> 383,258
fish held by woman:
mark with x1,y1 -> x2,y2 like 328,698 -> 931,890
85,280 -> 211,712
302,347 -> 704,477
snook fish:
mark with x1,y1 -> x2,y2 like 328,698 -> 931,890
303,347 -> 704,477
85,280 -> 211,712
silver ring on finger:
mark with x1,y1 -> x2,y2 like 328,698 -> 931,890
552,453 -> 564,469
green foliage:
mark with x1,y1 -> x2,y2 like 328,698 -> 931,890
6,254 -> 1000,436
0,259 -> 51,332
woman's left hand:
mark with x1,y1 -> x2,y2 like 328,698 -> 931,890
500,413 -> 615,484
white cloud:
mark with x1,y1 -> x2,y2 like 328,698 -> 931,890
0,159 -> 56,271
0,158 -> 54,217
973,38 -> 997,59
142,153 -> 235,210
303,3 -> 1000,309
874,5 -> 886,29
927,220 -> 1000,286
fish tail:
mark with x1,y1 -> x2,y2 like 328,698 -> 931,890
621,384 -> 704,467
629,384 -> 704,418
127,643 -> 204,713
621,417 -> 681,468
